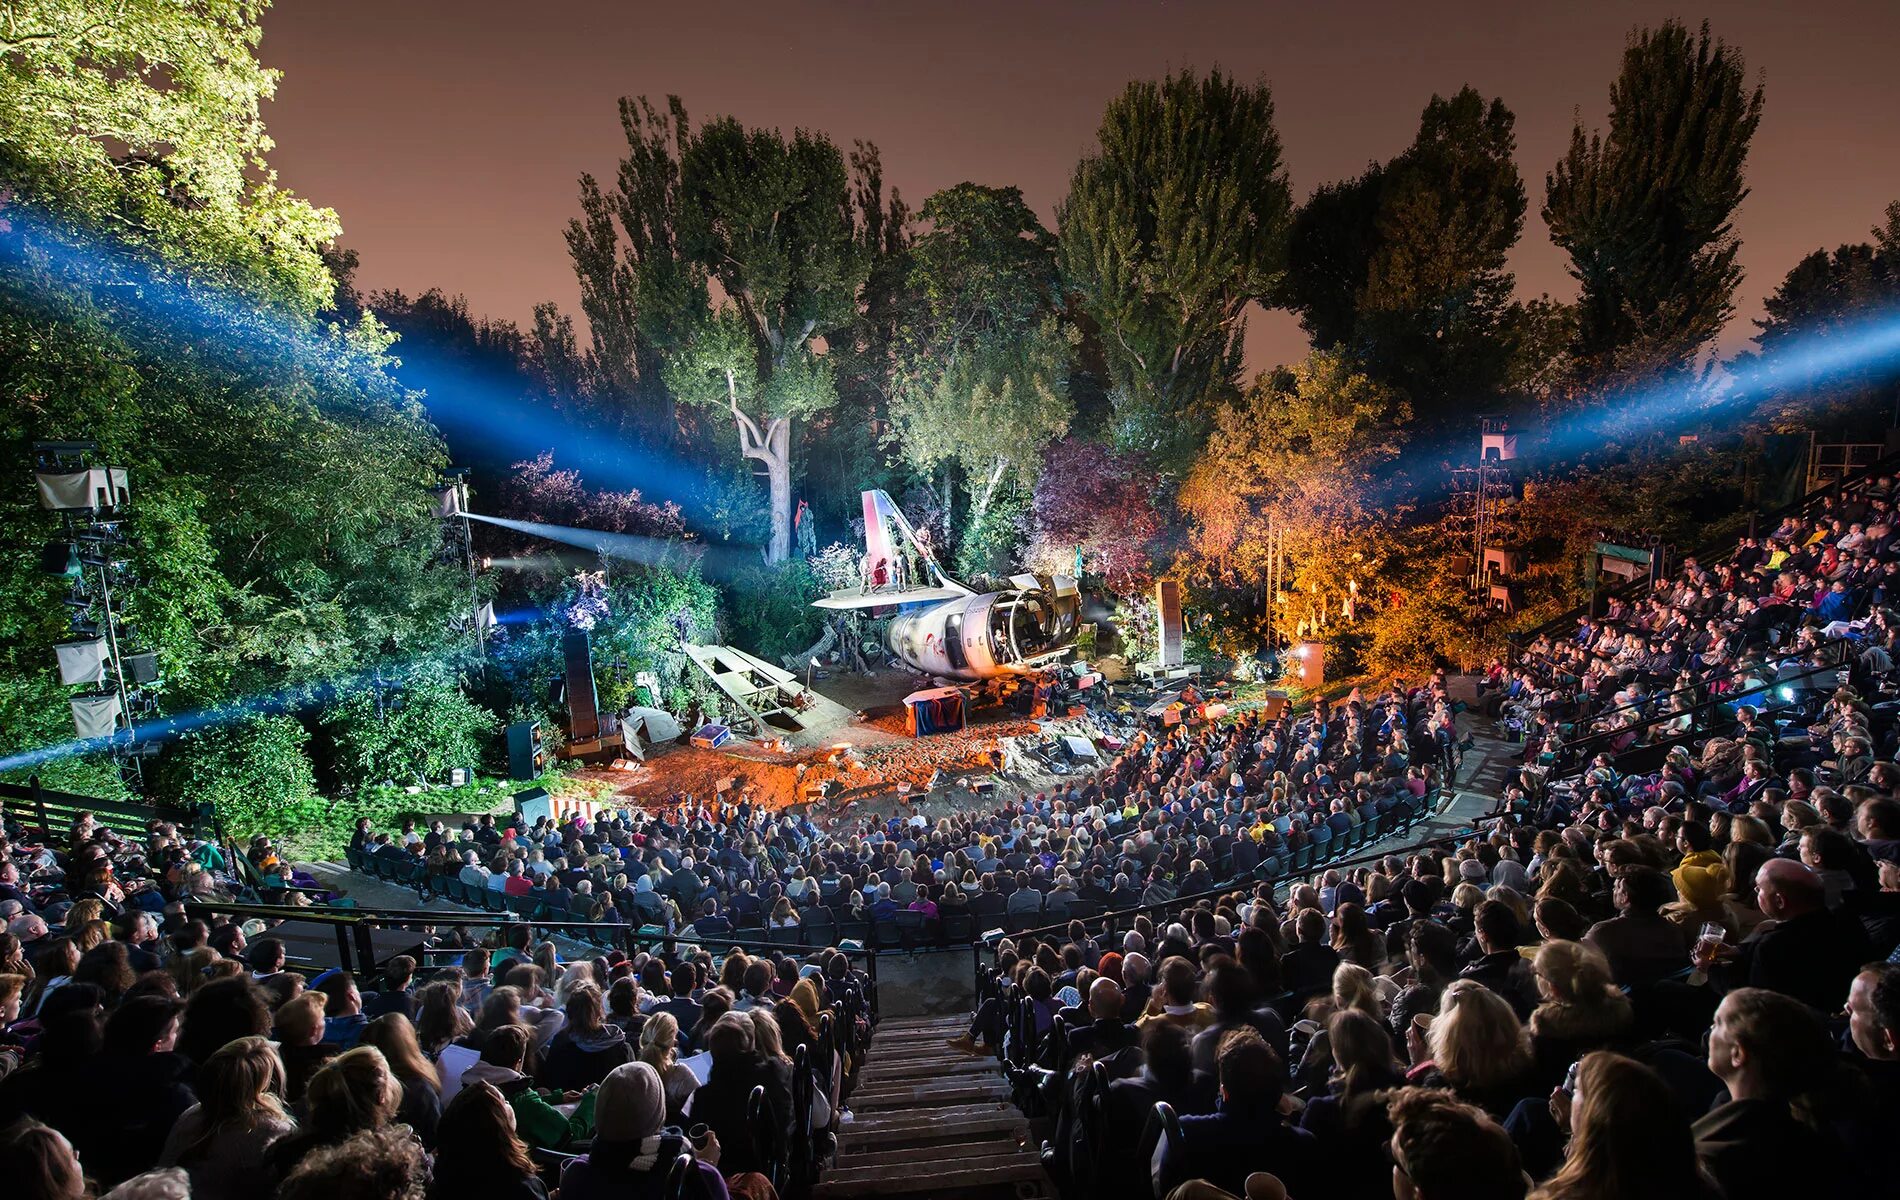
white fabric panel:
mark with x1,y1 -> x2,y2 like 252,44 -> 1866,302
35,468 -> 129,511
54,638 -> 108,686
70,691 -> 122,738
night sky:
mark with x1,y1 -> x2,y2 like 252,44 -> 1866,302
258,0 -> 1900,374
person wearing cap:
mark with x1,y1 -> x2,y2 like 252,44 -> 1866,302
561,1059 -> 731,1200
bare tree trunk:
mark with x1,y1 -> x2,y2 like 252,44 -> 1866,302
972,457 -> 1009,524
763,418 -> 793,564
724,368 -> 794,564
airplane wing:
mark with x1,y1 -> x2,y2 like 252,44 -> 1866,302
812,585 -> 971,611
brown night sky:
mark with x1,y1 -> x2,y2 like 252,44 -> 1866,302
257,1 -> 1900,375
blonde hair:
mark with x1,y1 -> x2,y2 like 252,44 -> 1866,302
748,1007 -> 788,1063
304,1046 -> 399,1140
1429,980 -> 1530,1089
178,1036 -> 288,1162
1532,940 -> 1618,1007
639,1011 -> 680,1071
273,992 -> 328,1046
1330,962 -> 1384,1022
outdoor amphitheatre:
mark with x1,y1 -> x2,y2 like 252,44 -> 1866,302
4,5 -> 1900,1200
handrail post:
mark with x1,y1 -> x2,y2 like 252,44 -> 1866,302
335,924 -> 354,974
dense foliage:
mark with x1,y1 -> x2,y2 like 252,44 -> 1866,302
5,7 -> 1898,829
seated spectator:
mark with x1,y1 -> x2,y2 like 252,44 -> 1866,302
1695,987 -> 1852,1200
1583,868 -> 1689,989
1461,900 -> 1539,1019
560,1061 -> 731,1200
0,1119 -> 89,1200
1139,956 -> 1212,1032
359,1014 -> 443,1149
1704,858 -> 1875,1013
158,1036 -> 296,1200
268,1045 -> 403,1180
636,1011 -> 698,1125
276,1127 -> 429,1200
1280,909 -> 1341,998
1296,1009 -> 1404,1200
1532,1051 -> 1718,1200
1385,1086 -> 1525,1200
458,1024 -> 596,1152
1154,1028 -> 1315,1198
428,1080 -> 546,1200
542,982 -> 632,1090
72,994 -> 195,1187
1526,941 -> 1633,1084
1061,976 -> 1139,1065
1419,980 -> 1535,1119
316,971 -> 371,1048
274,992 -> 342,1104
686,1011 -> 792,1180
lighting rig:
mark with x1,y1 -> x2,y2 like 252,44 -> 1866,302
32,441 -> 161,792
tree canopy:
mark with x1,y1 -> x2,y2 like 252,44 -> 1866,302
1059,69 -> 1292,466
1544,19 -> 1764,391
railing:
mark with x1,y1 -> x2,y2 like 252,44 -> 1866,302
0,777 -> 193,839
182,898 -> 882,1010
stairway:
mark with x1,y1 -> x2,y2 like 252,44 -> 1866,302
817,1014 -> 1053,1200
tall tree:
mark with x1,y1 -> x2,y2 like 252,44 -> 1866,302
565,97 -> 705,443
1736,202 -> 1900,431
891,184 -> 1073,532
659,114 -> 869,563
1059,69 -> 1292,464
1279,88 -> 1527,420
1544,20 -> 1764,390
1179,351 -> 1409,647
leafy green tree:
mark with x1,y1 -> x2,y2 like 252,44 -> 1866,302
0,1 -> 478,801
159,714 -> 324,843
891,184 -> 1073,532
661,115 -> 869,563
565,97 -> 705,442
1279,88 -> 1527,419
1059,69 -> 1292,464
1179,351 -> 1409,649
1544,20 -> 1764,391
1736,205 -> 1900,433
0,0 -> 342,315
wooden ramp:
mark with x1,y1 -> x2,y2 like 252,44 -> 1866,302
821,1015 -> 1051,1200
682,643 -> 811,737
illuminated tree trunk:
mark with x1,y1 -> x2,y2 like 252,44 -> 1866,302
726,369 -> 794,563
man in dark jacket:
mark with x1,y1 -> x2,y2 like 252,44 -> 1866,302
1062,978 -> 1140,1066
1707,859 -> 1875,1013
1153,1029 -> 1315,1198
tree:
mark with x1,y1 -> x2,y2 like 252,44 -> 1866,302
0,0 -> 342,316
1179,351 -> 1410,650
1059,69 -> 1292,464
564,97 -> 705,442
1279,88 -> 1527,420
0,1 -> 477,798
891,184 -> 1074,532
1736,205 -> 1900,432
1544,20 -> 1764,391
1029,439 -> 1165,595
663,115 -> 867,563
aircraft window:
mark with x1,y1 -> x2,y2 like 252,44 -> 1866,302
945,612 -> 968,670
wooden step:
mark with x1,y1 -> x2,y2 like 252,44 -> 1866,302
850,1079 -> 1012,1111
875,1015 -> 972,1034
839,1101 -> 1020,1130
838,1112 -> 1030,1152
814,1149 -> 1050,1197
859,1055 -> 999,1081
